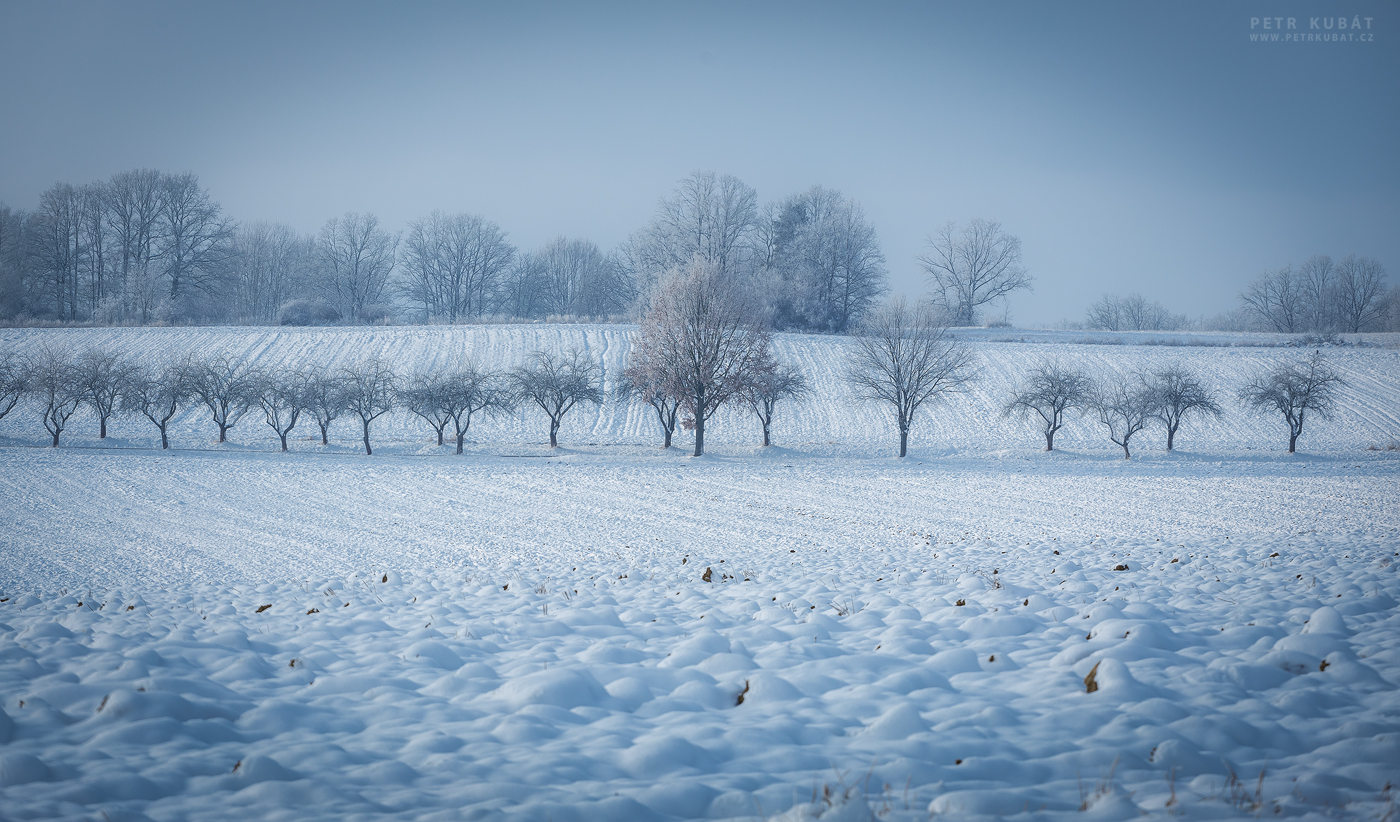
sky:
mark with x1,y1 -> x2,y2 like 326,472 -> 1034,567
1,1 -> 1395,326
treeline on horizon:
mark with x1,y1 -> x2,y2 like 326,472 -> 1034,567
0,168 -> 1396,334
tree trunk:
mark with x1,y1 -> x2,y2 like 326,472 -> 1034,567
456,431 -> 465,455
1045,429 -> 1055,451
99,417 -> 107,438
318,421 -> 329,445
1288,431 -> 1298,453
549,417 -> 559,448
1165,424 -> 1176,451
898,426 -> 909,458
159,425 -> 169,450
1121,441 -> 1131,460
279,432 -> 289,452
217,423 -> 228,443
662,427 -> 672,449
362,419 -> 372,455
437,428 -> 444,447
762,422 -> 771,447
51,429 -> 61,447
694,415 -> 705,457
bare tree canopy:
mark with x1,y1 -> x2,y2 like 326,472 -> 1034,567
1004,362 -> 1093,452
305,371 -> 349,446
340,357 -> 397,455
919,219 -> 1031,327
1149,365 -> 1222,451
0,350 -> 25,426
319,213 -> 398,323
739,354 -> 809,447
629,171 -> 760,298
399,211 -> 514,322
1238,350 -> 1345,453
228,222 -> 317,324
435,366 -> 510,454
617,356 -> 683,449
1090,375 -> 1156,459
1241,256 -> 1388,334
1333,255 -> 1389,333
630,259 -> 771,457
510,349 -> 603,448
844,297 -> 977,458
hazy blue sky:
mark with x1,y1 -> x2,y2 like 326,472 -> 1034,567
1,1 -> 1395,325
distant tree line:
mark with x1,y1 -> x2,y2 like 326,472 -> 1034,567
0,170 -> 894,332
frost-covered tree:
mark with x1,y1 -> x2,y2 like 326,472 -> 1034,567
844,297 -> 977,458
318,213 -> 397,322
511,349 -> 602,448
26,346 -> 84,447
1004,362 -> 1093,452
341,357 -> 397,455
739,355 -> 808,447
186,354 -> 259,443
121,358 -> 192,450
1091,375 -> 1157,459
76,348 -> 136,439
1238,351 -> 1345,453
628,171 -> 760,300
616,358 -> 683,449
399,211 -> 514,322
255,367 -> 311,452
630,260 -> 771,456
919,219 -> 1031,326
1148,366 -> 1222,451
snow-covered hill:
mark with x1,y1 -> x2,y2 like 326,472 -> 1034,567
1,324 -> 1397,454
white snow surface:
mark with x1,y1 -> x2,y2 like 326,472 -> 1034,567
1,325 -> 1399,821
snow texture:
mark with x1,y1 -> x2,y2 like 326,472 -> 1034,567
1,325 -> 1398,821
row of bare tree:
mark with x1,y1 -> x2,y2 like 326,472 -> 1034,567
1003,352 -> 1345,456
1240,254 -> 1391,333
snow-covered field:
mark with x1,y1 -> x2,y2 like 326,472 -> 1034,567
1,326 -> 1398,821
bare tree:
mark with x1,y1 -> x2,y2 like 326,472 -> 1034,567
845,297 -> 977,458
256,367 -> 311,452
739,354 -> 809,447
511,349 -> 602,448
186,354 -> 258,443
305,371 -> 349,446
1086,293 -> 1186,332
919,219 -> 1032,326
617,354 -> 683,449
1241,265 -> 1305,333
103,169 -> 166,323
527,236 -> 630,318
318,213 -> 397,322
630,260 -> 771,456
439,366 -> 509,454
0,351 -> 26,427
629,171 -> 760,300
228,222 -> 317,323
1333,255 -> 1389,333
1004,362 -> 1093,452
121,359 -> 192,450
159,172 -> 235,314
77,348 -> 136,438
399,374 -> 454,446
31,183 -> 84,321
341,357 -> 396,455
1297,255 -> 1337,333
1239,350 -> 1345,453
1091,375 -> 1157,459
399,211 -> 514,321
26,347 -> 84,447
1149,366 -> 1222,451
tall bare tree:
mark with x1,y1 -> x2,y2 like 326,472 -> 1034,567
103,169 -> 166,323
845,297 -> 977,457
1241,265 -> 1305,333
630,171 -> 760,300
1333,255 -> 1389,333
630,260 -> 770,456
159,172 -> 235,315
319,213 -> 397,322
1004,362 -> 1093,452
31,183 -> 84,320
399,211 -> 514,321
228,222 -> 316,323
919,219 -> 1032,326
1239,351 -> 1345,453
511,349 -> 602,448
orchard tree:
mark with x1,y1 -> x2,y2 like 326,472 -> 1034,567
630,260 -> 771,456
1239,351 -> 1345,453
341,357 -> 397,455
0,351 -> 28,428
844,297 -> 977,458
27,347 -> 84,447
256,367 -> 311,452
739,354 -> 809,447
186,354 -> 258,443
1091,375 -> 1157,459
617,352 -> 683,449
438,366 -> 510,454
1149,365 -> 1222,451
77,348 -> 136,438
511,349 -> 602,448
1004,362 -> 1093,451
121,359 -> 192,450
919,219 -> 1031,326
305,371 -> 349,446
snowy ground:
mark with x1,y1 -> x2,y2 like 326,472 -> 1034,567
1,326 -> 1398,821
